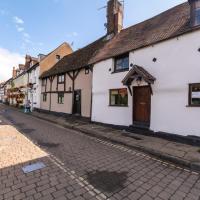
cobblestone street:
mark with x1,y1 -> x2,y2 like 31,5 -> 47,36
0,104 -> 200,200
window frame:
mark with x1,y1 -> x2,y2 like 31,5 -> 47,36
58,92 -> 64,104
109,88 -> 128,107
56,55 -> 61,61
85,66 -> 90,74
114,53 -> 129,73
43,93 -> 47,102
195,8 -> 200,25
58,74 -> 65,84
188,83 -> 200,107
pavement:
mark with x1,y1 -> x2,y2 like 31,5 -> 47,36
0,104 -> 200,200
29,108 -> 200,173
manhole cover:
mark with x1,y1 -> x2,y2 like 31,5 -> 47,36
37,141 -> 60,148
87,170 -> 128,193
22,162 -> 46,173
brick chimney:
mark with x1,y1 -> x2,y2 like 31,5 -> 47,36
188,0 -> 200,27
107,0 -> 124,35
12,67 -> 17,78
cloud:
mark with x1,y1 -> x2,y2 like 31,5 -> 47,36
13,16 -> 24,24
66,32 -> 78,37
16,25 -> 24,32
23,32 -> 30,38
0,47 -> 24,81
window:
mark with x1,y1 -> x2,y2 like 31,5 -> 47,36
43,93 -> 47,102
189,83 -> 200,106
58,74 -> 65,84
56,55 -> 61,61
195,8 -> 200,25
58,93 -> 64,104
114,54 -> 129,72
110,88 -> 128,106
85,67 -> 90,74
42,79 -> 46,86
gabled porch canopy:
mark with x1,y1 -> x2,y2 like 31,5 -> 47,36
122,65 -> 156,86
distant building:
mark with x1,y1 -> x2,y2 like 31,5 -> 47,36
27,42 -> 73,111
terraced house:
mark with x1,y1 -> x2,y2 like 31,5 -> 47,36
9,55 -> 38,107
27,42 -> 72,111
40,38 -> 107,118
91,0 -> 200,137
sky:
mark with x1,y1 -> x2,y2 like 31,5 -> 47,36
0,0 -> 186,81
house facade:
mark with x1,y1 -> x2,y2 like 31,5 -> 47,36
0,82 -> 5,103
8,55 -> 38,107
91,0 -> 200,137
40,38 -> 107,118
27,42 -> 73,111
27,63 -> 40,110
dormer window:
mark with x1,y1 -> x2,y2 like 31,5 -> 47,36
56,55 -> 61,61
114,54 -> 129,73
195,8 -> 200,25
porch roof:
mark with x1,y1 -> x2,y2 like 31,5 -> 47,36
122,65 -> 156,85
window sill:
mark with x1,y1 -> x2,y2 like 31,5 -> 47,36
109,105 -> 128,107
58,82 -> 64,84
111,69 -> 129,74
186,105 -> 200,107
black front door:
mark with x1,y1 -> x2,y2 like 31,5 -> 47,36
73,90 -> 81,115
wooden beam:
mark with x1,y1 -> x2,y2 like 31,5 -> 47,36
128,85 -> 132,96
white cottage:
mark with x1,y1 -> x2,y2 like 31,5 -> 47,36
91,0 -> 200,137
27,62 -> 40,110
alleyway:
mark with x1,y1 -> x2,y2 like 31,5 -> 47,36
0,104 -> 200,200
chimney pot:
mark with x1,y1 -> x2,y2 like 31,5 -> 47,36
12,67 -> 17,78
107,0 -> 124,35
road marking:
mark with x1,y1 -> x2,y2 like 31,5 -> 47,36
49,155 -> 109,200
91,137 -> 200,175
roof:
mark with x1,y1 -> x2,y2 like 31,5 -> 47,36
122,65 -> 156,85
40,2 -> 200,79
40,37 -> 108,78
39,42 -> 73,65
26,62 -> 39,73
89,2 -> 200,64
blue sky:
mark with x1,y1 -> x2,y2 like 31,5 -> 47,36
0,0 -> 186,81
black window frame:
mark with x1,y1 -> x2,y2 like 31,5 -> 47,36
109,88 -> 128,107
56,55 -> 61,61
58,92 -> 64,104
43,93 -> 47,102
188,83 -> 200,107
114,53 -> 129,73
58,74 -> 65,84
195,8 -> 200,25
85,66 -> 90,74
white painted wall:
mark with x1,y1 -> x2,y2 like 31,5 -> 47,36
27,65 -> 41,109
0,87 -> 4,102
92,30 -> 200,136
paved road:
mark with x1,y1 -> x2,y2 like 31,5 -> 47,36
0,104 -> 200,200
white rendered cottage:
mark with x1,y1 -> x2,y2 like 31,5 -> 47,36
91,0 -> 200,137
